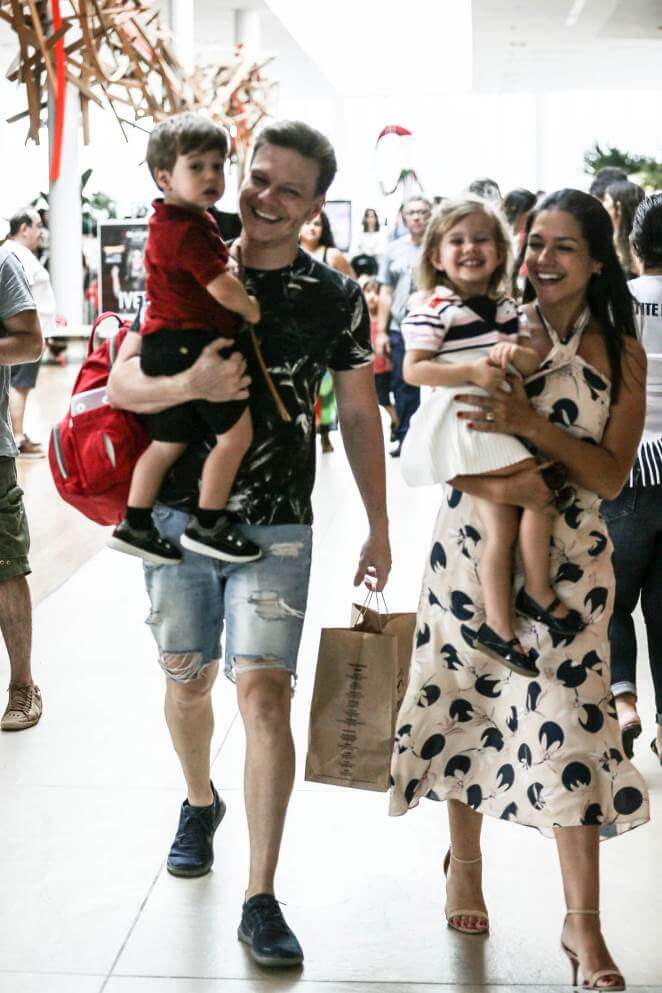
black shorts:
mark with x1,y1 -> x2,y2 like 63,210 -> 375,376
141,327 -> 248,443
374,371 -> 392,407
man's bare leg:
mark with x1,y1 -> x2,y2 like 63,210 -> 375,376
236,666 -> 294,898
0,574 -> 33,684
164,662 -> 218,807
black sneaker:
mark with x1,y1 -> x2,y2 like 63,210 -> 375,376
108,519 -> 182,565
180,515 -> 262,563
475,622 -> 540,678
167,783 -> 226,877
238,893 -> 304,967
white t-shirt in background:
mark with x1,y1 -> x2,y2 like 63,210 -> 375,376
4,238 -> 56,339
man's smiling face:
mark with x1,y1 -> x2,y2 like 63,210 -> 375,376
239,143 -> 325,249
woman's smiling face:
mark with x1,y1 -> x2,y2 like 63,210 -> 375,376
525,209 -> 602,306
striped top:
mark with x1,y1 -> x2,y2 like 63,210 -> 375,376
401,288 -> 521,357
628,275 -> 662,487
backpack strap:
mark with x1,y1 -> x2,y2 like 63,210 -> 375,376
89,312 -> 124,355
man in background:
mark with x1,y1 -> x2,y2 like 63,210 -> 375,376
374,195 -> 431,456
0,244 -> 44,730
5,208 -> 56,458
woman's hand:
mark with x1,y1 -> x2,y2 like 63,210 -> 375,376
455,374 -> 538,438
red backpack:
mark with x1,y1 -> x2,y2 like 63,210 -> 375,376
48,312 -> 150,525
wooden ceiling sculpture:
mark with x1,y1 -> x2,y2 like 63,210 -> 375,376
1,0 -> 275,181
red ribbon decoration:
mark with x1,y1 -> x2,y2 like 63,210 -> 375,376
49,0 -> 66,183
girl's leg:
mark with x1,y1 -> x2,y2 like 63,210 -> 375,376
128,440 -> 188,509
473,497 -> 519,641
446,800 -> 487,931
519,509 -> 573,620
555,826 -> 623,988
198,408 -> 253,511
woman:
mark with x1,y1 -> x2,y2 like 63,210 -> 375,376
350,208 -> 386,273
603,193 -> 662,763
390,190 -> 649,990
299,210 -> 356,453
603,181 -> 645,279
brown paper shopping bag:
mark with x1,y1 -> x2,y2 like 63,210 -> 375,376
305,598 -> 415,792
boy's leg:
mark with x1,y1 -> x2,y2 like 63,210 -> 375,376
198,408 -> 253,511
128,440 -> 188,509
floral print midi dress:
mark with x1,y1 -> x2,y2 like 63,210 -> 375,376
389,320 -> 650,839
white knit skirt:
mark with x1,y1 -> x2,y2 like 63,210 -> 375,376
400,384 -> 532,486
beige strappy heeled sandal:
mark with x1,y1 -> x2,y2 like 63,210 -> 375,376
561,910 -> 625,990
443,850 -> 489,935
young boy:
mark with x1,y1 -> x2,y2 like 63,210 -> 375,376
109,113 -> 262,566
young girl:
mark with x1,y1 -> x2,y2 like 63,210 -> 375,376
360,274 -> 399,439
401,197 -> 584,677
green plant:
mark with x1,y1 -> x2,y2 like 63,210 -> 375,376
31,169 -> 118,234
584,142 -> 662,189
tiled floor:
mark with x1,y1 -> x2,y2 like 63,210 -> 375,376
1,422 -> 660,993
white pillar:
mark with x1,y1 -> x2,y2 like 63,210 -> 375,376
234,8 -> 261,57
169,0 -> 195,74
48,84 -> 83,326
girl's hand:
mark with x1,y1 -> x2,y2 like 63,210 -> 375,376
455,374 -> 536,437
470,356 -> 506,392
489,341 -> 520,370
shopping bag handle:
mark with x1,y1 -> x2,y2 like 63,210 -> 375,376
354,589 -> 390,630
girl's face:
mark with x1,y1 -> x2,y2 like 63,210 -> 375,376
525,209 -> 601,309
434,212 -> 502,296
300,214 -> 323,246
363,283 -> 379,314
364,210 -> 378,231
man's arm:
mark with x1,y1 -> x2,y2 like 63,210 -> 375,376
107,330 -> 251,414
333,364 -> 391,591
0,309 -> 43,365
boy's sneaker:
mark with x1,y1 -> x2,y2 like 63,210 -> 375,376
108,519 -> 182,565
181,515 -> 262,563
167,783 -> 226,877
238,893 -> 304,967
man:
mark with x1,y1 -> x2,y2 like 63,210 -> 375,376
5,208 -> 57,458
374,195 -> 431,457
108,120 -> 391,967
0,245 -> 44,730
589,166 -> 628,202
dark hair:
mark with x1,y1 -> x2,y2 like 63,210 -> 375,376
468,177 -> 501,202
362,208 -> 380,232
317,209 -> 336,248
588,166 -> 627,201
521,188 -> 637,402
605,180 -> 645,274
252,120 -> 337,196
503,188 -> 536,227
631,194 -> 662,270
9,208 -> 37,236
146,113 -> 229,183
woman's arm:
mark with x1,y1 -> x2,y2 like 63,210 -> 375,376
455,337 -> 647,500
107,330 -> 250,414
404,348 -> 506,391
451,463 -> 555,512
328,248 -> 357,280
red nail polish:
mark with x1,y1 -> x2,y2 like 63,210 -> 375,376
467,421 -> 474,429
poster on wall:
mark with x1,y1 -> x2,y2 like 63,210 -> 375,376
98,219 -> 148,320
324,199 -> 352,253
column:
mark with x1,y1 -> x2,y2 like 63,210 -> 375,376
169,0 -> 195,73
48,84 -> 83,326
234,8 -> 261,56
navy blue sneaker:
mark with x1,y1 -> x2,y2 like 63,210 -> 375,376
238,893 -> 304,967
166,783 -> 226,878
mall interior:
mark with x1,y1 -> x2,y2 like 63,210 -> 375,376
0,2 -> 661,991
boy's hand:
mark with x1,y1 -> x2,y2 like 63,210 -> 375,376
470,356 -> 505,392
489,341 -> 521,370
245,294 -> 261,325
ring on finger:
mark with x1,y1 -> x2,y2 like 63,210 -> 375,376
485,410 -> 495,422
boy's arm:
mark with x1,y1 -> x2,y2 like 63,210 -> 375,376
206,271 -> 260,324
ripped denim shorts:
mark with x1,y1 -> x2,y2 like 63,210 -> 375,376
144,505 -> 313,684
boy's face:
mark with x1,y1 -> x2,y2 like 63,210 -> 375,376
156,148 -> 226,212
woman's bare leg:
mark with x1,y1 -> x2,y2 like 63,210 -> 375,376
555,826 -> 623,988
446,800 -> 488,931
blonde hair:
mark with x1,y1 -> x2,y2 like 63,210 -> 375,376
416,196 -> 513,297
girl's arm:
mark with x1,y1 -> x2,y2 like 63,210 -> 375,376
489,339 -> 540,377
455,337 -> 647,500
404,348 -> 506,391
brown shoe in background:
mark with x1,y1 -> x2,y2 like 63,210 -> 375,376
16,436 -> 45,459
1,683 -> 43,731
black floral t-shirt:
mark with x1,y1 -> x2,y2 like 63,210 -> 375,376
157,247 -> 372,524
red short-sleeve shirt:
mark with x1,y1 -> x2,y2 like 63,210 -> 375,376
140,199 -> 236,336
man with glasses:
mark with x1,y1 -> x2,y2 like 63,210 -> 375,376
375,196 -> 431,456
